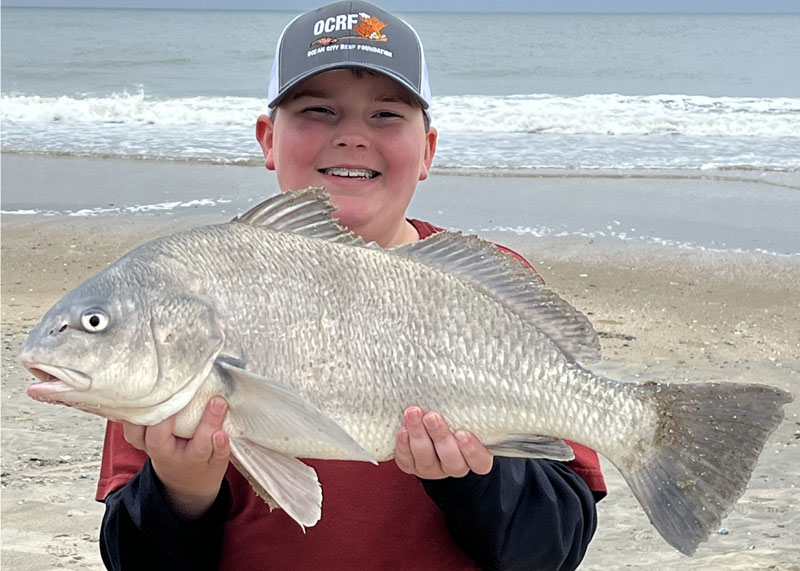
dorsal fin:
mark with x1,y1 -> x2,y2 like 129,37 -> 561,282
393,232 -> 601,363
235,189 -> 600,363
233,188 -> 365,246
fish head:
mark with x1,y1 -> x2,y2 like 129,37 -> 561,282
20,267 -> 224,425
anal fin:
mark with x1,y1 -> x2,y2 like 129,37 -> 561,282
486,434 -> 575,461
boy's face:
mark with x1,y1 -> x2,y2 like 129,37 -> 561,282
257,69 -> 437,243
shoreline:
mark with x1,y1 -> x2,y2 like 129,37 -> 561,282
2,156 -> 799,569
3,155 -> 800,256
3,151 -> 800,188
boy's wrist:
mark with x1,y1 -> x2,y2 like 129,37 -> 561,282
151,461 -> 223,521
162,485 -> 221,521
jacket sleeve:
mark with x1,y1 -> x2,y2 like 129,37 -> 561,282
421,457 -> 599,571
99,459 -> 232,571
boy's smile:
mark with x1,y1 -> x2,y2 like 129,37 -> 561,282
318,167 -> 380,180
257,69 -> 437,247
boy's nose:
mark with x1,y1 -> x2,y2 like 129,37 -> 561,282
333,133 -> 369,149
332,117 -> 370,149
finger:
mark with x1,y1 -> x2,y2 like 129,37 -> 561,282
211,430 -> 231,462
188,397 -> 229,458
455,429 -> 494,475
404,407 -> 442,478
121,421 -> 147,451
205,398 -> 231,463
423,412 -> 469,477
393,427 -> 416,475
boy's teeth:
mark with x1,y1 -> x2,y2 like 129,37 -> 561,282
323,168 -> 377,178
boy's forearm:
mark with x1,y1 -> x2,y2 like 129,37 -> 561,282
421,457 -> 598,571
100,459 -> 231,571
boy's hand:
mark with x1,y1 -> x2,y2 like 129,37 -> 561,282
121,397 -> 231,520
394,406 -> 493,479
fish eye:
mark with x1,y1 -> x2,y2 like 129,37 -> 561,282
80,309 -> 110,333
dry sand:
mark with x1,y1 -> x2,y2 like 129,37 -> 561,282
2,207 -> 799,569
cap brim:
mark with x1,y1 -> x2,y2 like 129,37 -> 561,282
268,63 -> 430,111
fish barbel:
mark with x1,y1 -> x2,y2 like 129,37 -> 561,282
20,188 -> 791,555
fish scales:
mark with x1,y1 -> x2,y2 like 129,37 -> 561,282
163,222 -> 596,459
21,188 -> 792,555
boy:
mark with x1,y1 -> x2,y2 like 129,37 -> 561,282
97,2 -> 606,569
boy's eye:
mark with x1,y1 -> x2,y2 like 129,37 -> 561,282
375,110 -> 402,119
303,106 -> 334,115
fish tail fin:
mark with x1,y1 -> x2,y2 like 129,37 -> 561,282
618,381 -> 791,555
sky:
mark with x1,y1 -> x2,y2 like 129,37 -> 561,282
4,0 -> 800,12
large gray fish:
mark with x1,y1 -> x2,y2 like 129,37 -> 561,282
21,188 -> 791,555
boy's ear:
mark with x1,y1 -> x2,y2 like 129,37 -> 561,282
256,114 -> 276,171
418,126 -> 438,182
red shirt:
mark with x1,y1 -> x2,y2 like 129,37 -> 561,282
97,219 -> 605,570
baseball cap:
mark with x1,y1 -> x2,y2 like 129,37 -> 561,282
267,1 -> 432,122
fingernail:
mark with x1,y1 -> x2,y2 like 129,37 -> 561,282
211,397 -> 225,415
455,430 -> 470,444
423,413 -> 439,431
406,407 -> 422,424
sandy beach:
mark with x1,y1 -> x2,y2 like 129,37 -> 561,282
2,157 -> 799,570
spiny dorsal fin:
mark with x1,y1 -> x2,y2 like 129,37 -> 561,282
393,232 -> 602,363
236,189 -> 600,362
233,188 -> 366,246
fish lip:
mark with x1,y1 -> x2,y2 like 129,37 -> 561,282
22,361 -> 92,392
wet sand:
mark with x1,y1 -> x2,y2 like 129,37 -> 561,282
1,158 -> 798,570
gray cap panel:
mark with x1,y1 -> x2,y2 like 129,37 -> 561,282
268,1 -> 430,113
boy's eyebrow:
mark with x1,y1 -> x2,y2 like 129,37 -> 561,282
289,88 -> 330,100
289,89 -> 416,106
376,94 -> 415,105
292,89 -> 414,104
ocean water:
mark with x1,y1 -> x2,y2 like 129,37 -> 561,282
2,8 -> 799,171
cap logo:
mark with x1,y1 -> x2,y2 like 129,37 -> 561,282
309,12 -> 391,58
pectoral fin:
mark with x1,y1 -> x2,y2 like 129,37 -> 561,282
215,359 -> 376,463
229,437 -> 321,529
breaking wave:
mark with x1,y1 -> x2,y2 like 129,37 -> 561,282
2,91 -> 799,170
3,91 -> 798,137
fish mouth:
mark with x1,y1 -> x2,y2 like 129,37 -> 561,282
23,362 -> 92,400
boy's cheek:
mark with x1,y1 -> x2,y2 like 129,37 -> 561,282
271,136 -> 313,175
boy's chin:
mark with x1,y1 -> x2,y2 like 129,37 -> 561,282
323,195 -> 374,228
